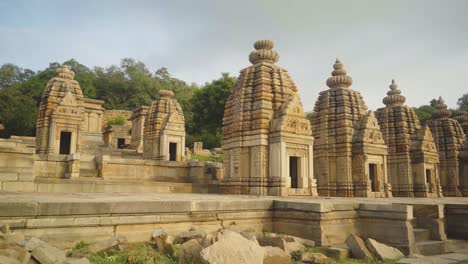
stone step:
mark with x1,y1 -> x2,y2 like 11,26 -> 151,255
414,228 -> 432,242
80,162 -> 96,170
79,169 -> 99,177
415,240 -> 452,256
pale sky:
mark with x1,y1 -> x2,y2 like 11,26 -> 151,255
1,0 -> 467,111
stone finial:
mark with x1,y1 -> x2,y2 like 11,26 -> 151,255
455,111 -> 468,123
326,59 -> 353,89
383,79 -> 406,106
248,40 -> 279,64
159,90 -> 174,98
432,96 -> 451,118
56,65 -> 75,80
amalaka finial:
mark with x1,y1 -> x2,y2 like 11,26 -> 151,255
326,59 -> 353,89
56,65 -> 75,80
433,96 -> 451,118
159,89 -> 174,98
383,79 -> 405,106
248,40 -> 279,65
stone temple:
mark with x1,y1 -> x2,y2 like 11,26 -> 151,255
375,80 -> 442,197
427,97 -> 467,196
311,59 -> 391,197
221,40 -> 316,196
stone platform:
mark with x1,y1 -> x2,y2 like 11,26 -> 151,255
1,192 -> 467,255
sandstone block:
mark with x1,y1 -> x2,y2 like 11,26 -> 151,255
152,229 -> 174,256
0,245 -> 31,264
284,235 -> 315,247
325,246 -> 350,261
284,241 -> 305,255
257,235 -> 287,250
302,252 -> 336,264
345,234 -> 373,260
0,255 -> 20,264
365,238 -> 404,260
263,246 -> 290,264
179,239 -> 204,264
24,238 -> 47,252
178,230 -> 206,243
31,244 -> 66,264
201,231 -> 265,264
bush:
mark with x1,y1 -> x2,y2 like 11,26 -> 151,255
107,115 -> 126,126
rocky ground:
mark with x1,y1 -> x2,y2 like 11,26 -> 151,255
2,223 -> 468,264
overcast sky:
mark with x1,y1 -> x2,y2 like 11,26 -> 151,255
1,0 -> 467,111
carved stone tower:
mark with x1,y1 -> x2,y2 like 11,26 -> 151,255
143,90 -> 186,161
427,97 -> 466,196
311,59 -> 392,197
455,111 -> 468,136
376,80 -> 442,197
36,65 -> 84,155
221,40 -> 316,196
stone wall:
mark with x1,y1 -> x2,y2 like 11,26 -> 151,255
102,110 -> 132,129
0,136 -> 36,192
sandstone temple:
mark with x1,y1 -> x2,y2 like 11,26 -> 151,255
1,40 -> 468,262
0,40 -> 466,198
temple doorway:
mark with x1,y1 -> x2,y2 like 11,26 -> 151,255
369,163 -> 378,192
117,138 -> 125,149
59,131 -> 72,155
426,169 -> 433,193
169,142 -> 177,161
289,156 -> 299,188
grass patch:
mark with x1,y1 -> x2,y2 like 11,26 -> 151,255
85,242 -> 178,264
190,153 -> 223,162
292,246 -> 399,264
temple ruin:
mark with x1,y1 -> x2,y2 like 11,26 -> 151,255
143,90 -> 186,161
455,111 -> 468,135
427,97 -> 466,196
375,80 -> 442,197
221,40 -> 316,196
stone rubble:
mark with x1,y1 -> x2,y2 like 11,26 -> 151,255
345,233 -> 374,260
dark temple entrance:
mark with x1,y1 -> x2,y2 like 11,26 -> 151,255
169,142 -> 177,161
290,156 -> 299,188
59,131 -> 72,155
117,138 -> 125,149
369,163 -> 378,192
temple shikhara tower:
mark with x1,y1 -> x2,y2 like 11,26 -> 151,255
36,65 -> 85,155
376,80 -> 441,197
143,90 -> 186,161
455,111 -> 468,136
221,40 -> 316,196
311,59 -> 391,197
427,97 -> 466,196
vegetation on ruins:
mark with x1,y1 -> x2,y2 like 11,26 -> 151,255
0,59 -> 236,149
107,115 -> 127,126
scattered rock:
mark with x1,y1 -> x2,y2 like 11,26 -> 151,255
179,239 -> 204,264
263,246 -> 291,264
201,231 -> 265,264
365,238 -> 404,260
257,235 -> 287,250
284,235 -> 315,247
325,246 -> 350,262
200,233 -> 217,248
345,234 -> 373,260
0,245 -> 31,264
284,241 -> 305,255
178,230 -> 206,243
152,229 -> 174,256
32,243 -> 66,264
302,252 -> 336,264
0,224 -> 10,234
24,238 -> 47,252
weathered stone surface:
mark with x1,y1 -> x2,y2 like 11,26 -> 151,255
0,245 -> 31,264
178,230 -> 206,243
325,246 -> 350,261
24,238 -> 47,252
257,235 -> 287,250
284,241 -> 305,254
152,229 -> 174,256
284,235 -> 315,247
31,243 -> 66,264
302,252 -> 336,264
365,238 -> 404,260
0,255 -> 20,264
66,258 -> 90,264
201,231 -> 265,264
263,246 -> 290,264
179,239 -> 204,264
345,234 -> 373,260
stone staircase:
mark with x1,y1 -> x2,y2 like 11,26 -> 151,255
79,154 -> 99,177
414,225 -> 452,256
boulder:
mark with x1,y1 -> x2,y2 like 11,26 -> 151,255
178,230 -> 206,243
263,246 -> 291,264
0,245 -> 31,264
24,238 -> 47,252
345,234 -> 373,260
284,235 -> 315,247
365,238 -> 404,260
201,231 -> 265,264
257,235 -> 287,250
179,239 -> 204,264
200,233 -> 218,248
31,243 -> 66,264
302,252 -> 336,264
0,224 -> 10,234
152,229 -> 174,256
284,241 -> 305,254
325,246 -> 350,262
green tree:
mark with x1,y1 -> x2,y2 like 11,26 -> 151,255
63,59 -> 97,98
457,94 -> 468,111
189,73 -> 236,148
